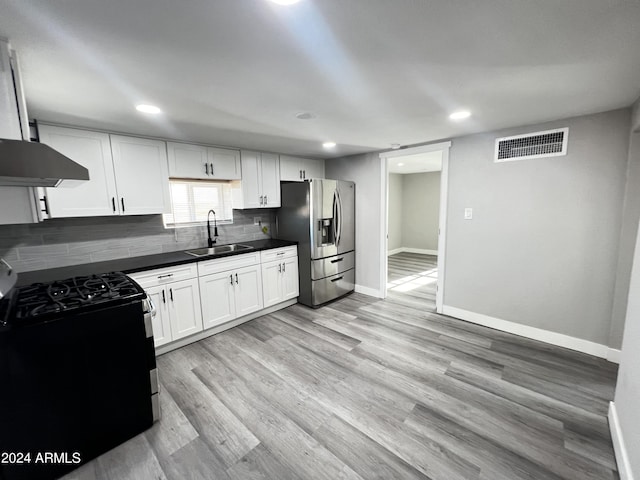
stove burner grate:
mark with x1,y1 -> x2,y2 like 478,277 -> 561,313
11,272 -> 142,321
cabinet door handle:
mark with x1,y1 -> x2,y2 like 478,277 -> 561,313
230,274 -> 233,286
169,288 -> 174,302
278,264 -> 281,273
303,170 -> 306,179
330,258 -> 344,263
40,195 -> 50,215
235,273 -> 238,284
264,195 -> 268,205
210,163 -> 214,176
283,262 -> 286,272
205,163 -> 209,175
121,198 -> 125,213
157,273 -> 173,279
162,290 -> 166,303
330,276 -> 343,283
259,195 -> 263,205
112,197 -> 116,213
299,169 -> 302,179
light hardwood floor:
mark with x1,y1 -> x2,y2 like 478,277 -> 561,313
64,252 -> 619,480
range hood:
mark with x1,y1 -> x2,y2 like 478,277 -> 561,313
0,138 -> 90,187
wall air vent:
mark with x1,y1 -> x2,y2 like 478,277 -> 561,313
494,127 -> 568,163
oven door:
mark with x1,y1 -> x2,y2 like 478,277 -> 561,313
0,300 -> 156,480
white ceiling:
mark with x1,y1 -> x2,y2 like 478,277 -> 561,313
388,151 -> 442,174
1,0 -> 639,159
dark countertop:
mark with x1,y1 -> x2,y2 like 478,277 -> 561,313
15,238 -> 297,287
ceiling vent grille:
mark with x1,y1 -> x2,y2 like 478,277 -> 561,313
494,127 -> 568,162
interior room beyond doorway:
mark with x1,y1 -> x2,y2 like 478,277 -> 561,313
386,148 -> 443,309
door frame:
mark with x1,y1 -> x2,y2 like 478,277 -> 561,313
379,141 -> 451,313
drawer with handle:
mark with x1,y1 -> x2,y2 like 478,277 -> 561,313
129,264 -> 198,289
311,251 -> 355,280
311,268 -> 355,305
260,246 -> 298,263
198,251 -> 260,277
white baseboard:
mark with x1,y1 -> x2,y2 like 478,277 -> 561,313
387,247 -> 438,256
607,348 -> 622,364
442,305 -> 613,359
355,284 -> 384,298
609,402 -> 634,480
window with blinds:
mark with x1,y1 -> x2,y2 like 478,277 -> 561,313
163,180 -> 233,227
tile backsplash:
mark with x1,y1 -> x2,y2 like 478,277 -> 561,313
0,209 -> 275,273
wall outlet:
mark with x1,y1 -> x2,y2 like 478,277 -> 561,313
464,208 -> 473,220
254,217 -> 261,226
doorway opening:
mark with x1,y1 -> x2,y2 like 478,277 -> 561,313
379,142 -> 451,313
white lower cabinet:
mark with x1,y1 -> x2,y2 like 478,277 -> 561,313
145,285 -> 172,347
199,270 -> 236,329
133,246 -> 298,352
262,256 -> 299,308
168,278 -> 204,340
281,257 -> 300,300
200,263 -> 263,329
130,265 -> 203,348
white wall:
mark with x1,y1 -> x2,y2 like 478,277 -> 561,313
388,173 -> 403,252
388,172 -> 441,253
325,152 -> 383,295
611,199 -> 640,479
328,108 -> 636,352
610,99 -> 640,348
444,109 -> 631,346
402,172 -> 440,251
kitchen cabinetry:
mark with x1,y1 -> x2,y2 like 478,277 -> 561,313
38,126 -> 118,217
280,155 -> 325,182
167,142 -> 241,180
231,151 -> 280,208
0,39 -> 39,225
129,264 -> 203,347
37,126 -> 171,218
199,252 -> 263,329
110,135 -> 171,215
261,246 -> 299,307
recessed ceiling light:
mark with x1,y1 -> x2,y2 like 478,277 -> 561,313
136,104 -> 161,114
323,142 -> 336,149
269,0 -> 300,5
390,143 -> 401,149
296,112 -> 316,120
398,163 -> 405,166
449,110 -> 471,120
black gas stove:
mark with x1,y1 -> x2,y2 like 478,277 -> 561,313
4,272 -> 145,327
0,271 -> 158,480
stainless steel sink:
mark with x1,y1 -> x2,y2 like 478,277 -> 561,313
185,244 -> 253,257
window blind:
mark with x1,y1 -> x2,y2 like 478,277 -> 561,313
164,180 -> 233,226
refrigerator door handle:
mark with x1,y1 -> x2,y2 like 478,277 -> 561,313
335,188 -> 343,246
332,190 -> 339,246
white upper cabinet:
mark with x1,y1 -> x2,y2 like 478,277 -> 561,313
39,125 -> 119,218
232,151 -> 280,209
38,126 -> 170,218
167,142 -> 241,180
110,135 -> 171,215
260,152 -> 281,208
280,155 -> 325,182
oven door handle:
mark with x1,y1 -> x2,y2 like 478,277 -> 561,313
147,295 -> 157,318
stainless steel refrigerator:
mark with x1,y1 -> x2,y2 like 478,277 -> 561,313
277,179 -> 355,307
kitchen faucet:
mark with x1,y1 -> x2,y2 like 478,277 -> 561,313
207,209 -> 219,247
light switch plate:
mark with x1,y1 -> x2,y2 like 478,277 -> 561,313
464,208 -> 473,220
